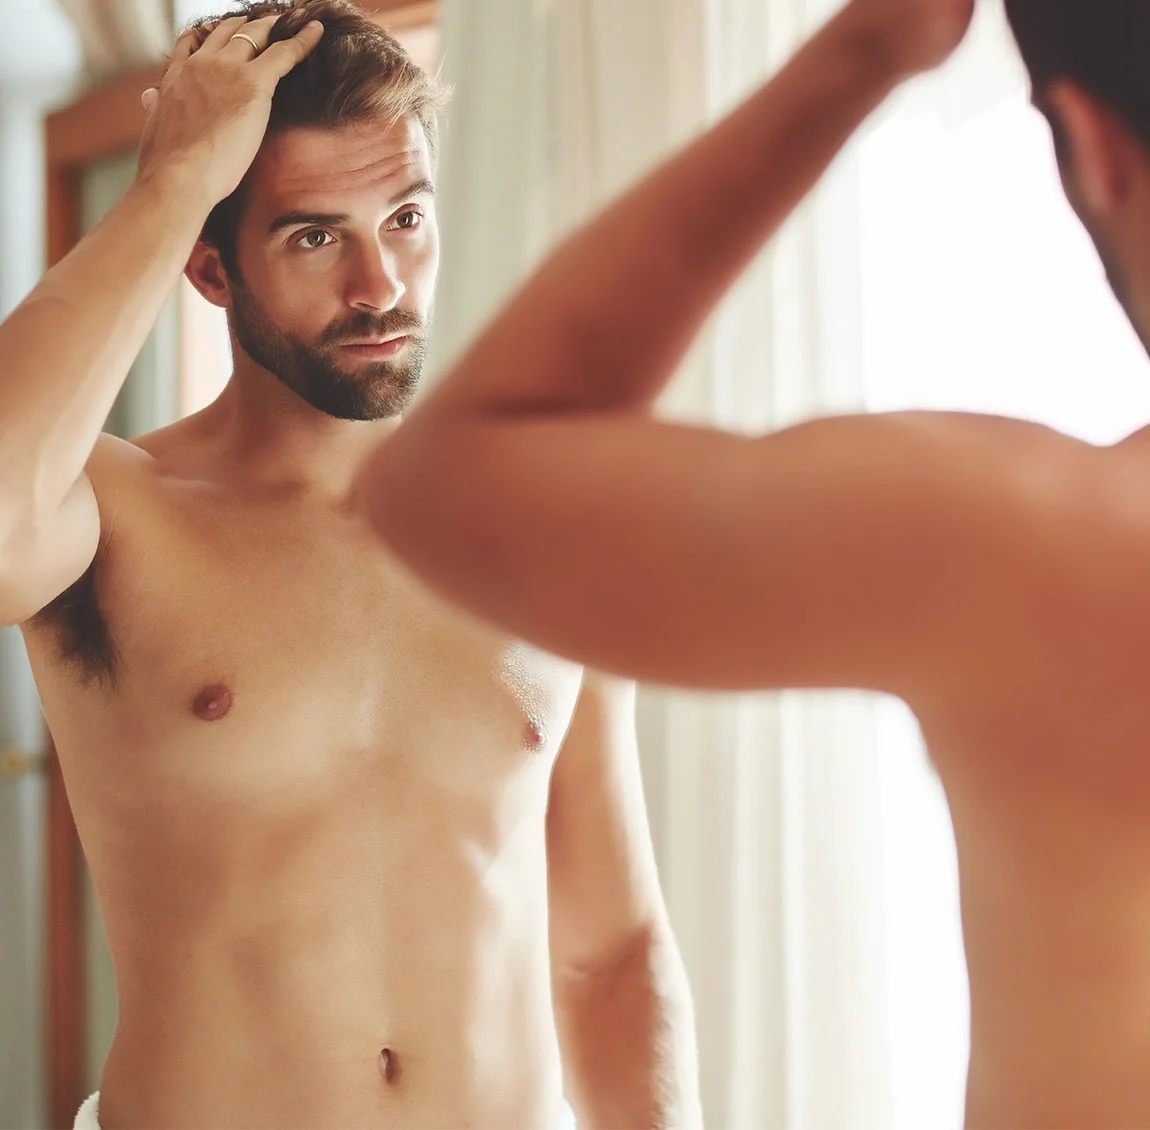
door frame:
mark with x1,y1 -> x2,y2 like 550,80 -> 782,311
43,4 -> 439,1123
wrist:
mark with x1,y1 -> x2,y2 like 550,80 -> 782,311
829,3 -> 928,85
132,157 -> 220,223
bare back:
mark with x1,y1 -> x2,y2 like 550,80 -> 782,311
22,424 -> 584,1130
855,424 -> 1150,1126
913,435 -> 1150,1129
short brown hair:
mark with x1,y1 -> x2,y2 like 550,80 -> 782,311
178,0 -> 451,275
1005,1 -> 1150,154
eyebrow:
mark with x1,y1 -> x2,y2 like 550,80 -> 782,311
266,179 -> 437,235
392,177 -> 436,205
267,211 -> 348,235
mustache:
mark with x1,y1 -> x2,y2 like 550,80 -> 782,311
319,310 -> 424,347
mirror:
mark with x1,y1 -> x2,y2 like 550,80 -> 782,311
0,5 -> 441,1124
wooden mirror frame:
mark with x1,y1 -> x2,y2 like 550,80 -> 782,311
43,4 -> 440,1123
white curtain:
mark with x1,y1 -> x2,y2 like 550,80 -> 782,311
56,0 -> 174,81
432,3 -> 896,1127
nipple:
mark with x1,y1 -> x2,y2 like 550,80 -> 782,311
524,719 -> 545,750
191,683 -> 233,722
380,1047 -> 399,1083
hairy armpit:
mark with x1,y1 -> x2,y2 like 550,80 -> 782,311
31,556 -> 118,687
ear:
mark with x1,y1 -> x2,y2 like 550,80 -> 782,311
184,241 -> 234,309
1045,80 -> 1140,216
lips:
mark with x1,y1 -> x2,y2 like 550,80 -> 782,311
339,337 -> 411,359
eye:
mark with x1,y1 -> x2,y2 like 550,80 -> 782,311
392,208 -> 424,232
295,229 -> 335,250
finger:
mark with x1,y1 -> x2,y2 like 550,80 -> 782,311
140,87 -> 158,113
256,20 -> 324,80
169,25 -> 200,65
220,13 -> 282,57
196,15 -> 251,55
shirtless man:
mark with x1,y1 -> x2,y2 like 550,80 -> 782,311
0,2 -> 699,1128
355,0 -> 1150,1125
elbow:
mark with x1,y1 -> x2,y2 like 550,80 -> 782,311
553,920 -> 701,1127
354,413 -> 524,629
554,918 -> 677,987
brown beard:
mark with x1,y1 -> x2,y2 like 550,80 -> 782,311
229,280 -> 428,421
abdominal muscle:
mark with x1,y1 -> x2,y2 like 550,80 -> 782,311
77,763 -> 565,1130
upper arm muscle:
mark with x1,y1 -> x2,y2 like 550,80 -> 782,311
380,410 -> 1057,697
0,432 -> 137,627
0,473 -> 100,627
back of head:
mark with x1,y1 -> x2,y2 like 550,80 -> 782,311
178,0 -> 451,274
1004,0 -> 1150,153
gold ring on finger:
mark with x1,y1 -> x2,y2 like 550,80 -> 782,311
231,32 -> 261,53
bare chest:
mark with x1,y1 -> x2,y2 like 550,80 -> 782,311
33,486 -> 584,806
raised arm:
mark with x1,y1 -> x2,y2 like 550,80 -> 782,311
353,0 -> 977,691
0,14 -> 323,626
373,0 -> 971,422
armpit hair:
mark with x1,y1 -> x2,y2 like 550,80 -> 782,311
31,557 -> 119,688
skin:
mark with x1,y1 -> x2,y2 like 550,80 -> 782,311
356,0 -> 1150,1125
0,14 -> 700,1130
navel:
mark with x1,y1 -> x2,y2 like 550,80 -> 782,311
380,1046 -> 399,1083
191,683 -> 233,722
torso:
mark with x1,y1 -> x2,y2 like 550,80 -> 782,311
23,427 -> 584,1130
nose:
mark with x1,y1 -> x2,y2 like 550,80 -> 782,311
346,245 -> 406,313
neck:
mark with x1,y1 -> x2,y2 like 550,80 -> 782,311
1123,280 -> 1150,358
1083,205 -> 1150,359
200,356 -> 403,502
1112,272 -> 1150,360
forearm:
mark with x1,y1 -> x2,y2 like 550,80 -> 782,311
0,167 -> 207,534
555,927 -> 701,1129
417,3 -> 902,421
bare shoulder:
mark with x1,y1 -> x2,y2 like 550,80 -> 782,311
748,409 -> 1141,701
922,411 -> 1150,576
889,411 -> 1150,704
872,408 -> 1089,461
83,432 -> 169,540
953,412 -> 1150,540
899,408 -> 1150,561
870,410 -> 1107,510
23,419 -> 228,683
88,430 -> 159,488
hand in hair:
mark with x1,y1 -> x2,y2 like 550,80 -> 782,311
135,13 -> 324,208
842,0 -> 975,77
